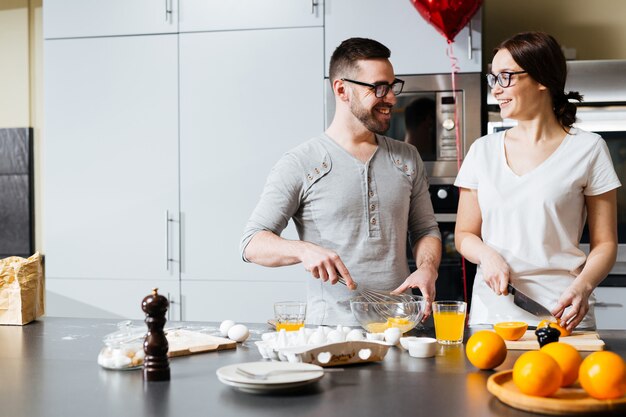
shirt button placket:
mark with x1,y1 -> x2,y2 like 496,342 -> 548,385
366,168 -> 380,237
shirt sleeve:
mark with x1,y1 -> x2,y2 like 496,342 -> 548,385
239,153 -> 304,261
454,142 -> 478,189
584,138 -> 622,196
407,149 -> 441,248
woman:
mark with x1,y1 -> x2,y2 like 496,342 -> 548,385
455,32 -> 620,331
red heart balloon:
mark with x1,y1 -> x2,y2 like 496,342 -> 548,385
410,0 -> 482,43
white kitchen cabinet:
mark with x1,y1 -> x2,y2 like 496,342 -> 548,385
324,0 -> 482,76
181,280 -> 306,323
178,27 -> 323,320
46,278 -> 181,320
179,0 -> 322,32
43,0 -> 178,39
594,287 -> 626,330
44,35 -> 179,289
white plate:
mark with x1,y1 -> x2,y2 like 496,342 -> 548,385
216,362 -> 324,393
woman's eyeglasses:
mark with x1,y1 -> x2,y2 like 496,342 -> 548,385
486,71 -> 527,88
341,78 -> 404,98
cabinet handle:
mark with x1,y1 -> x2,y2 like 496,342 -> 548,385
165,0 -> 173,23
167,292 -> 175,321
311,0 -> 318,14
595,302 -> 623,308
166,210 -> 174,270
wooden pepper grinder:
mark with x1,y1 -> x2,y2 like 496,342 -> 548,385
142,288 -> 170,381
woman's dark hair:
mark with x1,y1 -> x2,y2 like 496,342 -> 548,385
495,32 -> 583,128
329,37 -> 390,82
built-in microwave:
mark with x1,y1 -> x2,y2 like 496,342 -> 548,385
487,60 -> 626,281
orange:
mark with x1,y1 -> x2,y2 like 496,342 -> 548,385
465,330 -> 507,370
579,351 -> 626,400
493,322 -> 528,341
513,351 -> 563,397
538,319 -> 571,337
540,342 -> 582,387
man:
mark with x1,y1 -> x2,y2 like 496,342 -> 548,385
240,38 -> 441,325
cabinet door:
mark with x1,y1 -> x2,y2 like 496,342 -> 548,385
324,0 -> 482,75
44,35 -> 179,282
594,287 -> 626,330
44,0 -> 178,39
179,28 -> 323,320
46,278 -> 182,321
179,0 -> 322,32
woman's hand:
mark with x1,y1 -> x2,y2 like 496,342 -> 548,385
479,249 -> 511,295
552,282 -> 593,331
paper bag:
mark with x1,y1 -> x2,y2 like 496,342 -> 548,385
0,252 -> 45,325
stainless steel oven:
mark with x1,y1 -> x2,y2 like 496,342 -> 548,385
487,60 -> 626,280
325,72 -> 483,303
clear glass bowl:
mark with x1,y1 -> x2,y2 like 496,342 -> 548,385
350,295 -> 425,334
97,320 -> 145,370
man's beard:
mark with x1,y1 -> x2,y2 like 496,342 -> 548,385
350,96 -> 391,135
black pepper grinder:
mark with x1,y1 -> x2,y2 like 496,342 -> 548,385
142,288 -> 170,381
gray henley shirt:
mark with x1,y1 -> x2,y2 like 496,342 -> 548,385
240,133 -> 440,325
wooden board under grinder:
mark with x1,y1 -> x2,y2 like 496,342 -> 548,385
166,329 -> 237,357
503,330 -> 605,351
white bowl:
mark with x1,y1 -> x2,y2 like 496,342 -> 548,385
405,337 -> 437,358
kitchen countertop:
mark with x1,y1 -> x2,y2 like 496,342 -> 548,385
1,318 -> 625,417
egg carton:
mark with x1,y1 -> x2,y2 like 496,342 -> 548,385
255,326 -> 396,367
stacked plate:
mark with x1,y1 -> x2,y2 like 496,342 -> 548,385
216,361 -> 325,393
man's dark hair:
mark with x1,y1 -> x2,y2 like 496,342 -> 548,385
329,37 -> 391,82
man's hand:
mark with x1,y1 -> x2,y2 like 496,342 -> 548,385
300,242 -> 357,289
391,263 -> 438,320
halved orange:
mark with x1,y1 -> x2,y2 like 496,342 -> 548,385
538,319 -> 571,337
493,321 -> 528,341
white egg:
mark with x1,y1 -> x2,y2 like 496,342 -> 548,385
308,331 -> 326,345
261,332 -> 277,342
346,329 -> 365,341
326,329 -> 345,343
227,324 -> 250,342
366,332 -> 385,341
384,327 -> 402,345
219,319 -> 236,337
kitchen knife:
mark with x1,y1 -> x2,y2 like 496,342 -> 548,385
507,283 -> 557,321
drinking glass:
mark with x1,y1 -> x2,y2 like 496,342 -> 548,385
274,301 -> 306,331
432,301 -> 467,344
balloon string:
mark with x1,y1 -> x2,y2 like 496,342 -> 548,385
446,41 -> 461,172
447,40 -> 468,305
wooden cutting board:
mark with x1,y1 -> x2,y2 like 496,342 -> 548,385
503,330 -> 605,351
166,329 -> 237,357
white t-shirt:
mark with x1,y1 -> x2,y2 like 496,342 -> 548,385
455,128 -> 621,329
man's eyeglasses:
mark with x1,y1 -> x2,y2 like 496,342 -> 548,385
486,71 -> 527,89
341,78 -> 405,98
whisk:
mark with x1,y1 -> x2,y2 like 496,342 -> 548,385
337,276 -> 418,319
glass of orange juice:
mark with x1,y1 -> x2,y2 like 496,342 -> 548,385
433,301 -> 467,345
274,301 -> 306,331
